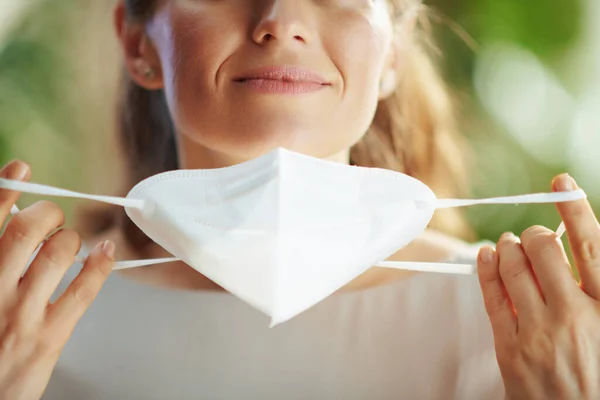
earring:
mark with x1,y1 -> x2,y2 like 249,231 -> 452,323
379,69 -> 397,97
134,59 -> 156,80
143,67 -> 156,79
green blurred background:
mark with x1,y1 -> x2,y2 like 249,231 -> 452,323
0,0 -> 598,243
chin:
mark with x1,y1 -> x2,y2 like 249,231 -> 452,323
184,118 -> 343,156
226,129 -> 340,159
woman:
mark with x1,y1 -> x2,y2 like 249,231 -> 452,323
1,0 -> 599,399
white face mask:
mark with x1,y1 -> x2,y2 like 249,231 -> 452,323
1,148 -> 585,325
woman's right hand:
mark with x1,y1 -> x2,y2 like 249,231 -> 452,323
0,161 -> 115,400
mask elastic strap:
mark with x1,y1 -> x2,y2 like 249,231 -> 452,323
376,219 -> 564,277
379,191 -> 585,275
2,179 -> 585,274
9,204 -> 180,271
0,178 -> 147,211
434,190 -> 586,209
377,218 -> 567,276
375,261 -> 478,275
1,178 -> 172,270
79,256 -> 180,270
108,191 -> 581,273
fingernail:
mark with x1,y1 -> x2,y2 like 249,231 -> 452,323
500,232 -> 516,241
12,162 -> 29,180
480,247 -> 494,264
556,174 -> 577,192
101,240 -> 115,259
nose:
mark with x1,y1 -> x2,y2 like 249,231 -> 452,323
251,0 -> 312,46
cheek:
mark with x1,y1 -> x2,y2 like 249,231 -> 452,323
156,6 -> 243,121
326,9 -> 392,102
330,10 -> 391,82
324,9 -> 392,128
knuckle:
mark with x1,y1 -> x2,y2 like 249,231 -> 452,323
520,331 -> 556,371
553,297 -> 588,325
554,309 -> 577,328
71,285 -> 97,308
97,259 -> 113,278
35,329 -> 63,359
50,229 -> 82,255
59,228 -> 81,246
35,200 -> 64,220
35,230 -> 82,270
527,233 -> 560,256
5,216 -> 36,245
478,266 -> 498,283
0,320 -> 25,357
485,293 -> 508,314
520,225 -> 549,245
499,258 -> 529,280
25,200 -> 65,228
569,203 -> 587,218
577,235 -> 600,264
36,248 -> 67,271
89,257 -> 113,279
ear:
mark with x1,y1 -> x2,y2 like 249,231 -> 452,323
114,1 -> 164,90
378,7 -> 419,100
378,43 -> 399,100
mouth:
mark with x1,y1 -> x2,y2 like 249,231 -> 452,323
233,66 -> 331,94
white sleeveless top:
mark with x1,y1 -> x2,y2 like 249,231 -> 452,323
42,246 -> 504,400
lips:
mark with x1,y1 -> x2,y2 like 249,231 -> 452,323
233,65 -> 331,86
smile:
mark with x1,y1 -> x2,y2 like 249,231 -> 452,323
233,66 -> 331,94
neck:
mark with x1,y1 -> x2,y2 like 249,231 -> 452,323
176,134 -> 352,170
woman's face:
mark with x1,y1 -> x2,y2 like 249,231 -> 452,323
141,0 -> 394,161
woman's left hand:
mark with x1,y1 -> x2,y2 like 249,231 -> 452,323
477,174 -> 600,400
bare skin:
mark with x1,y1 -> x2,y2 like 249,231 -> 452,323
0,161 -> 115,400
0,160 -> 470,400
477,173 -> 600,400
1,0 -> 599,397
2,164 -> 600,400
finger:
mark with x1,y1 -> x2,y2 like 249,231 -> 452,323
0,201 -> 65,284
18,229 -> 81,314
497,232 -> 545,320
0,161 -> 30,225
520,225 -> 579,308
477,246 -> 517,337
46,240 -> 114,330
553,174 -> 600,299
